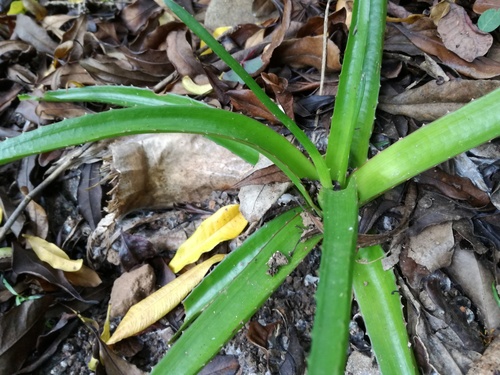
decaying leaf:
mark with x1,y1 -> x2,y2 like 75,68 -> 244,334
107,254 -> 224,345
104,134 -> 253,216
24,235 -> 83,272
436,3 -> 492,62
169,205 -> 247,273
379,79 -> 500,121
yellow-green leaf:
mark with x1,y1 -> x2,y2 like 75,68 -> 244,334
169,204 -> 247,273
107,254 -> 224,345
24,234 -> 83,272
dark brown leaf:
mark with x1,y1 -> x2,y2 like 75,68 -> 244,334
118,232 -> 156,271
166,29 -> 205,78
272,36 -> 341,72
227,89 -> 278,123
77,162 -> 103,231
233,164 -> 290,188
0,297 -> 53,373
121,0 -> 163,35
247,320 -> 278,350
416,168 -> 491,207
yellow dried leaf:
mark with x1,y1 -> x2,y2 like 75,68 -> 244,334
64,265 -> 102,287
169,204 -> 247,273
181,76 -> 212,96
107,254 -> 224,345
24,235 -> 83,272
200,26 -> 232,55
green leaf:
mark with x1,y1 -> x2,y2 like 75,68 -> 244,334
308,179 -> 358,375
353,87 -> 500,205
478,8 -> 500,33
21,86 -> 259,165
0,105 -> 319,208
353,246 -> 418,374
182,207 -> 304,326
152,210 -> 322,374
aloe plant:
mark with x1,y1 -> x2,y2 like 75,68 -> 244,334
1,0 -> 500,373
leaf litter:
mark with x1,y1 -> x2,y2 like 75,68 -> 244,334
0,0 -> 499,374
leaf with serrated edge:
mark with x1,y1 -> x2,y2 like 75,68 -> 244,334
107,254 -> 224,345
169,205 -> 247,273
24,235 -> 83,272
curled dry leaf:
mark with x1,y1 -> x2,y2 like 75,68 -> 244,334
24,235 -> 83,272
107,254 -> 224,345
169,205 -> 247,273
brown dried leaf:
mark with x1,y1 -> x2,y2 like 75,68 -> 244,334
77,163 -> 102,231
199,355 -> 240,375
272,36 -> 341,72
0,297 -> 52,373
416,168 -> 491,208
233,164 -> 289,188
392,19 -> 500,78
437,3 -> 493,62
79,56 -> 161,86
473,0 -> 500,14
166,29 -> 204,77
20,186 -> 49,239
14,14 -> 58,55
227,89 -> 278,123
121,0 -> 163,35
261,72 -> 294,120
0,40 -> 34,62
379,79 -> 500,121
247,320 -> 278,350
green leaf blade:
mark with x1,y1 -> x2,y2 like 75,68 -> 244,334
354,87 -> 500,205
353,246 -> 418,374
152,210 -> 321,375
308,179 -> 358,375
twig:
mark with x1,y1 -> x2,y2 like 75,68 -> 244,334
0,144 -> 93,242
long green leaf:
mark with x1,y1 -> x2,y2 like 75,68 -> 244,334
163,0 -> 333,189
324,0 -> 370,186
152,211 -> 322,374
349,0 -> 387,168
0,106 -> 319,207
353,87 -> 500,205
308,180 -> 358,375
21,86 -> 259,166
353,245 -> 418,374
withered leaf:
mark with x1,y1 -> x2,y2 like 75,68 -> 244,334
0,297 -> 53,373
14,14 -> 57,55
392,19 -> 500,78
119,232 -> 156,272
227,89 -> 278,123
199,355 -> 240,375
473,0 -> 500,14
416,168 -> 491,208
272,36 -> 341,72
233,164 -> 290,188
437,3 -> 493,62
166,29 -> 205,78
379,79 -> 500,121
77,162 -> 102,231
121,0 -> 163,35
247,320 -> 278,350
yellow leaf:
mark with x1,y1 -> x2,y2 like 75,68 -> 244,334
101,304 -> 112,343
200,26 -> 232,55
24,235 -> 83,272
7,1 -> 26,15
181,76 -> 212,96
64,265 -> 102,287
169,204 -> 247,273
107,254 -> 224,345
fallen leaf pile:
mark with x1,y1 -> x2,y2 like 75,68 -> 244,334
0,0 -> 499,373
